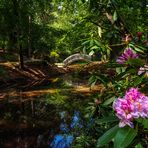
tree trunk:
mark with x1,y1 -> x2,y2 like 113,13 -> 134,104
12,0 -> 24,69
28,15 -> 31,59
19,44 -> 24,69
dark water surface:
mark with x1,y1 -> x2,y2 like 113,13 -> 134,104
0,75 -> 95,148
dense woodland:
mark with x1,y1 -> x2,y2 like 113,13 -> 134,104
0,0 -> 148,148
0,0 -> 147,65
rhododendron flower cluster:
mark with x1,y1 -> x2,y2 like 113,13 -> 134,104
116,48 -> 138,64
113,88 -> 148,128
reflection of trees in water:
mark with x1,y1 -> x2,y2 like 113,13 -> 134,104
0,75 -> 92,147
50,110 -> 83,148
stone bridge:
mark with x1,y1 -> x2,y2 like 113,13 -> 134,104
63,53 -> 92,67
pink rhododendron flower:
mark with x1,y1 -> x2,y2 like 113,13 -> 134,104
116,48 -> 138,64
113,88 -> 148,128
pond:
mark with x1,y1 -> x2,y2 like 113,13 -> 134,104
0,74 -> 100,148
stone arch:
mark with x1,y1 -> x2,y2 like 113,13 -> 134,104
63,53 -> 92,66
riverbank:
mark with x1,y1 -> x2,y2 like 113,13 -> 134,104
0,61 -> 108,87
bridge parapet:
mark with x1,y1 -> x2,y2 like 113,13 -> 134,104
63,53 -> 92,67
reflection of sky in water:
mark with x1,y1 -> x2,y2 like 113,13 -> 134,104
50,135 -> 74,148
50,111 -> 83,148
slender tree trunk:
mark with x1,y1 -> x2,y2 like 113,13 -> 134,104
19,44 -> 24,69
28,15 -> 31,59
12,0 -> 24,69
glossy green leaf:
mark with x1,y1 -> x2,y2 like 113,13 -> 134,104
114,127 -> 137,148
90,39 -> 94,46
142,119 -> 148,129
97,125 -> 119,147
113,11 -> 117,22
116,67 -> 126,74
96,116 -> 118,124
98,26 -> 102,38
129,43 -> 145,53
89,50 -> 95,56
135,143 -> 143,148
103,96 -> 116,106
90,45 -> 99,50
134,47 -> 144,53
82,40 -> 90,45
94,39 -> 101,46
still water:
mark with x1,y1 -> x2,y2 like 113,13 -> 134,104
0,75 -> 98,148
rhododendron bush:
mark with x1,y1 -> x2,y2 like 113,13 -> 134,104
72,35 -> 147,147
86,43 -> 148,148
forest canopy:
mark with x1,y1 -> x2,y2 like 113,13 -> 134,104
0,0 -> 147,65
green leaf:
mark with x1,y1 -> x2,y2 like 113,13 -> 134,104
89,50 -> 95,56
129,43 -> 146,53
83,46 -> 86,54
113,11 -> 117,22
96,116 -> 118,124
94,39 -> 101,46
134,45 -> 147,51
103,96 -> 116,106
88,75 -> 96,85
90,39 -> 94,46
82,40 -> 90,45
114,127 -> 137,148
90,80 -> 97,88
90,45 -> 99,50
115,68 -> 136,81
98,26 -> 102,38
97,125 -> 119,147
96,75 -> 109,85
142,119 -> 148,129
127,58 -> 144,67
136,118 -> 148,128
116,67 -> 126,74
135,143 -> 143,148
133,76 -> 144,87
134,47 -> 144,53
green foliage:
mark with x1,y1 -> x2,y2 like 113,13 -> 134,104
81,37 -> 111,61
137,119 -> 148,129
44,92 -> 67,105
0,0 -> 147,61
72,133 -> 94,148
114,127 -> 137,148
97,125 -> 119,147
0,0 -> 57,59
0,0 -> 147,147
96,116 -> 118,124
135,143 -> 144,148
79,41 -> 148,147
